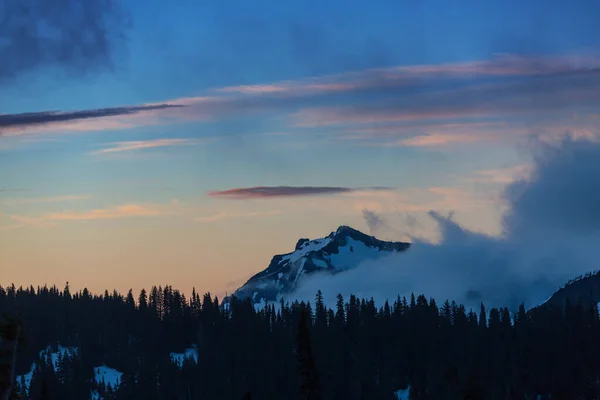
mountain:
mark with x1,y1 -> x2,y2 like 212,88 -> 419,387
541,270 -> 600,309
232,225 -> 410,304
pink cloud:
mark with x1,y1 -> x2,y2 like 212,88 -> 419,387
396,133 -> 496,147
4,194 -> 92,205
8,204 -> 168,228
214,53 -> 600,96
467,165 -> 533,184
90,139 -> 203,155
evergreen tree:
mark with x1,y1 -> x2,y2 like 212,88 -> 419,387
0,313 -> 23,400
479,303 -> 487,329
296,310 -> 321,400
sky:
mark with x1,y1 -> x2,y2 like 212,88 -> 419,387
2,0 -> 600,299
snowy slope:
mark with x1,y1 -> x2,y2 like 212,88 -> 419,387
232,226 -> 410,304
15,343 -> 125,400
94,365 -> 122,388
395,386 -> 410,400
170,345 -> 199,368
16,345 -> 78,393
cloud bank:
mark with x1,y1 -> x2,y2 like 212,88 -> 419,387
291,136 -> 600,311
208,186 -> 392,199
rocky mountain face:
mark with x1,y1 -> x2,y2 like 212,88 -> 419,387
232,226 -> 410,304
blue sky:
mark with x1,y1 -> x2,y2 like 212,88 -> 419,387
1,0 -> 599,297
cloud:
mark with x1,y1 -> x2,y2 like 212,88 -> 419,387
291,68 -> 600,129
502,138 -> 600,236
290,136 -> 600,311
4,194 -> 92,205
4,53 -> 600,143
0,104 -> 183,136
215,53 -> 600,96
466,165 -> 532,184
194,210 -> 282,223
0,0 -> 129,83
208,186 -> 392,199
90,138 -> 202,155
395,133 -> 494,147
361,209 -> 387,236
8,204 -> 166,228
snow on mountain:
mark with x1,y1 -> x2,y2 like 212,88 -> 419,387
232,226 -> 410,304
170,345 -> 199,368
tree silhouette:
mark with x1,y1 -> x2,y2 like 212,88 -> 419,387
296,309 -> 321,400
0,313 -> 23,400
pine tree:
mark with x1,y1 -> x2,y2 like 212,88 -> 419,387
0,313 -> 23,400
241,391 -> 252,400
314,291 -> 327,330
479,303 -> 487,329
296,310 -> 322,400
138,289 -> 148,311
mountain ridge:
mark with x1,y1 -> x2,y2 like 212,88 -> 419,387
232,225 -> 410,304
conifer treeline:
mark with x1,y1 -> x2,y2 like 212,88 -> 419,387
1,283 -> 600,399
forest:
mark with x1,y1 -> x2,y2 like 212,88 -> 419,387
1,282 -> 599,400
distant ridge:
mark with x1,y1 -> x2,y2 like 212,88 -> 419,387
540,270 -> 600,310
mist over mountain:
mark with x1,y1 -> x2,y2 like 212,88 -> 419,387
289,136 -> 600,311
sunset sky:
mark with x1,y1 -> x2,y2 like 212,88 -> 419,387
2,0 -> 600,298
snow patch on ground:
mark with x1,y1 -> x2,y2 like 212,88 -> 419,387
395,386 -> 410,400
16,364 -> 35,393
42,345 -> 77,369
90,390 -> 102,400
94,365 -> 122,389
313,258 -> 328,268
170,346 -> 199,367
17,344 -> 78,393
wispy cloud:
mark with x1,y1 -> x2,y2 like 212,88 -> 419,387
208,186 -> 392,199
90,139 -> 203,155
0,104 -> 182,133
215,53 -> 600,96
292,69 -> 600,129
7,204 -> 167,228
3,53 -> 600,143
466,165 -> 533,184
194,210 -> 282,222
395,133 -> 495,147
4,194 -> 92,205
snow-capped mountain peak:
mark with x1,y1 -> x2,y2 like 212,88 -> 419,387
232,226 -> 410,304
